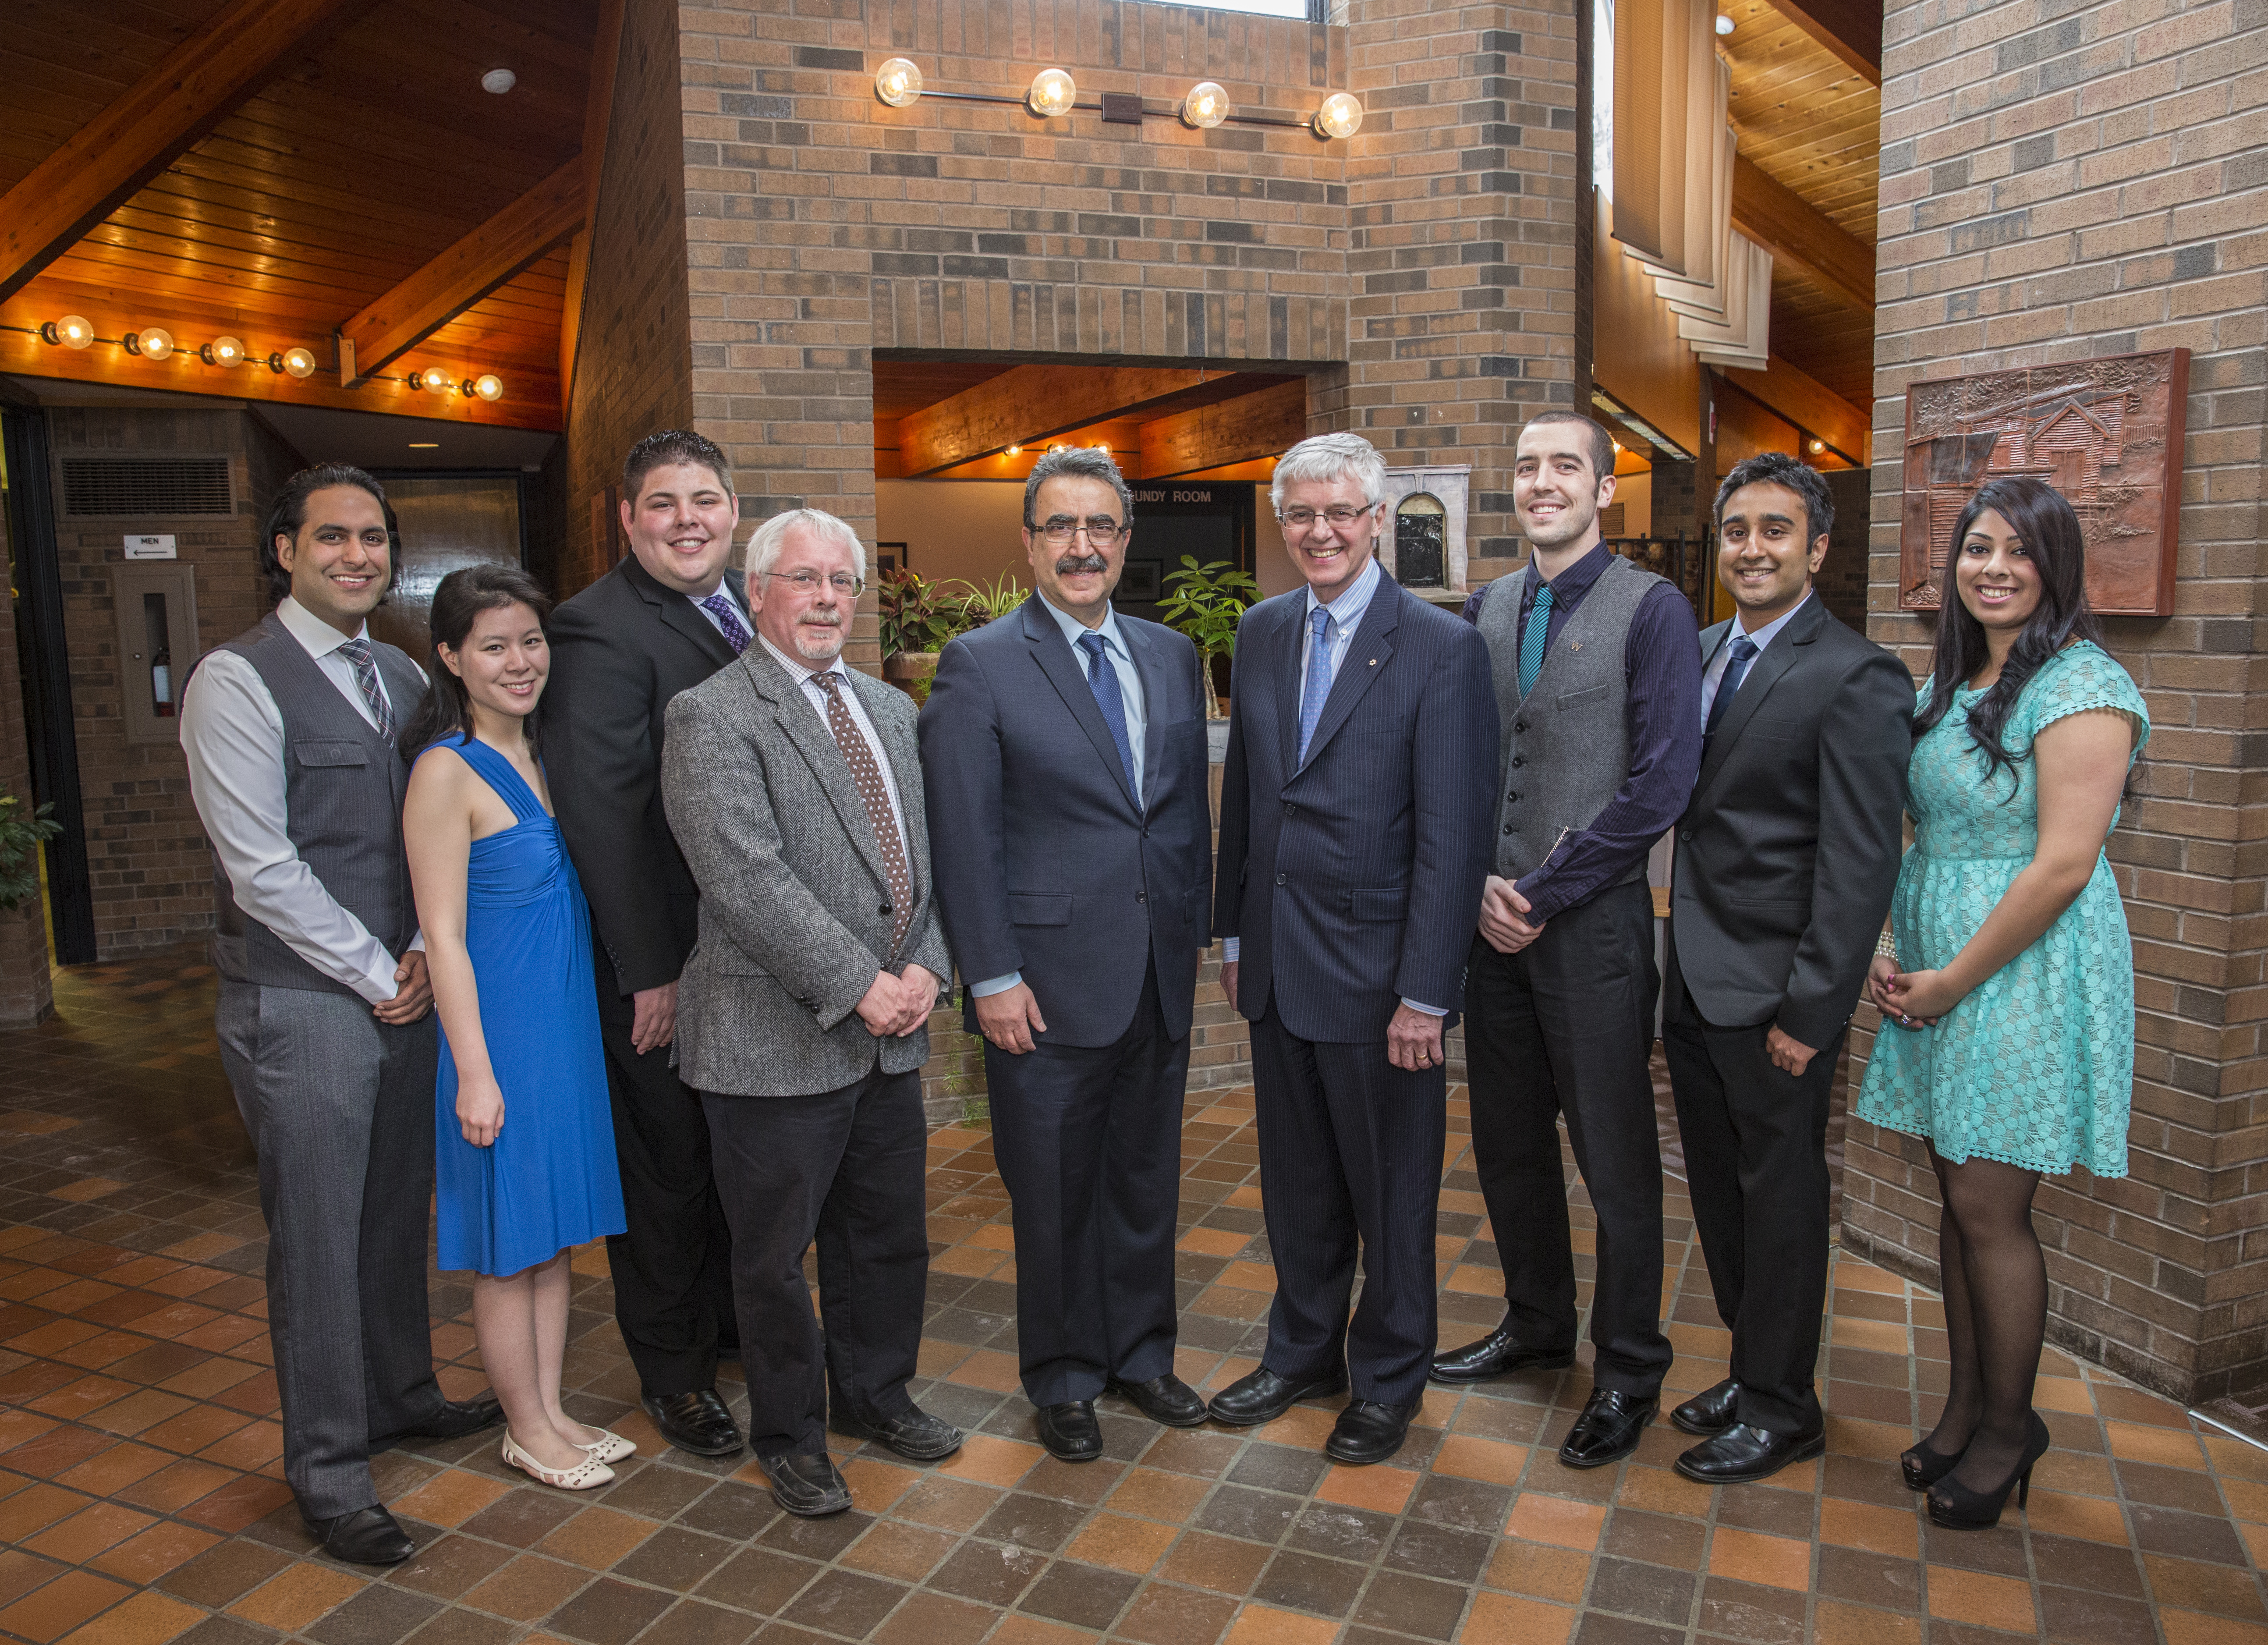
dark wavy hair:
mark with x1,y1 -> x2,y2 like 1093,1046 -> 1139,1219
1915,476 -> 2101,783
397,564 -> 555,759
260,464 -> 394,604
1712,450 -> 1833,547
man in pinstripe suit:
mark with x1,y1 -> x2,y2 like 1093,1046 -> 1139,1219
1210,433 -> 1499,1466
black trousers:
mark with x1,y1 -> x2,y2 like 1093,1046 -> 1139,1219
1466,880 -> 1670,1397
702,1064 -> 929,1460
592,951 -> 738,1397
1251,1001 -> 1446,1406
1662,967 -> 1843,1436
985,961 -> 1185,1406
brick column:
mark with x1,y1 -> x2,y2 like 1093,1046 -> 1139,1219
0,495 -> 53,1027
1846,0 -> 2268,1402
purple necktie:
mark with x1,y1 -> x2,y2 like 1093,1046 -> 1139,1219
699,592 -> 750,655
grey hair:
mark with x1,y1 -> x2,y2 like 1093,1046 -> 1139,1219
1022,445 -> 1134,529
743,507 -> 867,583
1270,432 -> 1389,513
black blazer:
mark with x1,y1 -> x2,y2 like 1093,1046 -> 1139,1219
1669,596 -> 1913,1049
920,595 -> 1214,1047
1214,577 -> 1498,1043
545,556 -> 749,996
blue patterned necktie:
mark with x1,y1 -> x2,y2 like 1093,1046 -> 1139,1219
335,637 -> 395,739
1076,631 -> 1137,795
698,590 -> 751,655
1297,605 -> 1336,765
1517,580 -> 1556,698
1705,635 -> 1760,737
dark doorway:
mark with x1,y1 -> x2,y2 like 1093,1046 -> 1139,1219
1121,481 -> 1255,627
367,471 -> 530,663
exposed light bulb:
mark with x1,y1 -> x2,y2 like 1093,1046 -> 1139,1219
875,58 -> 923,108
282,347 -> 317,378
482,67 -> 517,94
1313,92 -> 1363,140
1808,438 -> 1826,454
1182,82 -> 1230,129
1028,68 -> 1077,117
124,327 -> 174,359
51,315 -> 94,349
472,373 -> 504,401
1005,445 -> 1021,456
1715,13 -> 1736,33
203,336 -> 245,367
420,366 -> 453,392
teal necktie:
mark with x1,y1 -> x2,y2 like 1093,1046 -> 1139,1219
1517,581 -> 1556,698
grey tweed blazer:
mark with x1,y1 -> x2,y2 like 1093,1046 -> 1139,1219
661,645 -> 952,1097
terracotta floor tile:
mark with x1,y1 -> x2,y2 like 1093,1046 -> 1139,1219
84,1388 -> 194,1437
537,1504 -> 657,1569
934,1432 -> 1044,1488
113,1458 -> 234,1514
941,1348 -> 1024,1393
1814,1597 -> 1923,1645
1108,1465 -> 1213,1523
1613,1463 -> 1718,1517
1505,1493 -> 1606,1550
2159,1610 -> 2268,1645
1157,1530 -> 1271,1595
0,1482 -> 94,1542
24,1501 -> 156,1563
137,1403 -> 253,1457
177,1472 -> 290,1533
1115,1581 -> 1238,1645
2,1425 -> 114,1480
1432,1434 -> 1528,1486
991,1617 -> 1095,1645
2028,1486 -> 2135,1543
843,1456 -> 925,1513
227,1561 -> 368,1631
891,1475 -> 1001,1532
1708,1526 -> 1812,1590
1065,1511 -> 1178,1574
1928,1565 -> 2038,1632
461,1553 -> 591,1620
1177,1227 -> 1249,1257
85,1521 -> 220,1585
55,1587 -> 204,1645
1460,1592 -> 1575,1644
2108,1419 -> 2208,1468
1818,1496 -> 1919,1557
1314,1462 -> 1416,1514
2146,1556 -> 2268,1621
0,1568 -> 133,1644
1221,1602 -> 1340,1645
389,1464 -> 514,1528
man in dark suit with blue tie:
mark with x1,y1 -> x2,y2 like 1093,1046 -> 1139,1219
921,447 -> 1217,1463
1211,432 -> 1498,1465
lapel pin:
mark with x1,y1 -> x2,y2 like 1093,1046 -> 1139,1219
1368,658 -> 1377,667
1569,642 -> 1583,652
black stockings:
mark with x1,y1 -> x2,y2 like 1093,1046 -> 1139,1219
1921,1145 -> 2046,1494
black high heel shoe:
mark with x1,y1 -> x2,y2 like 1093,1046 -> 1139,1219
1926,1411 -> 2050,1530
1900,1437 -> 1963,1491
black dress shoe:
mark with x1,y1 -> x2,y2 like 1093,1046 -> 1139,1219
1429,1326 -> 1577,1384
758,1450 -> 852,1516
1673,1422 -> 1825,1484
1324,1399 -> 1420,1465
379,1396 -> 504,1444
1036,1400 -> 1103,1462
831,1404 -> 964,1461
642,1389 -> 744,1457
1107,1373 -> 1208,1428
1207,1367 -> 1347,1428
1557,1389 -> 1658,1469
302,1505 -> 415,1565
1670,1378 -> 1742,1437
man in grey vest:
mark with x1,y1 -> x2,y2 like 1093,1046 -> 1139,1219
1431,413 -> 1704,1471
181,465 -> 500,1566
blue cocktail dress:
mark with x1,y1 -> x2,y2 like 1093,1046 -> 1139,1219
422,735 -> 626,1276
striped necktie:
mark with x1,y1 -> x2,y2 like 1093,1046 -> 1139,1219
335,637 -> 395,738
1517,581 -> 1555,698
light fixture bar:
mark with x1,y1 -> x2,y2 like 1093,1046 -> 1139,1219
912,89 -> 1313,127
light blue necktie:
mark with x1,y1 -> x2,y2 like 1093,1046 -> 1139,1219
1297,606 -> 1335,765
1517,581 -> 1556,698
1706,635 -> 1759,737
1077,631 -> 1137,795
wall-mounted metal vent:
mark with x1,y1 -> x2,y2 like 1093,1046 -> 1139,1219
60,457 -> 233,518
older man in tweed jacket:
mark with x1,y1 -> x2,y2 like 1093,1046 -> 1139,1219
662,507 -> 959,1519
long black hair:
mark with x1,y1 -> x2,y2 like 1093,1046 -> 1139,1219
397,564 -> 555,759
1914,475 -> 2101,782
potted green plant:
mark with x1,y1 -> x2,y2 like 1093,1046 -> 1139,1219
0,793 -> 60,913
878,568 -> 967,702
955,572 -> 1028,630
1158,556 -> 1259,721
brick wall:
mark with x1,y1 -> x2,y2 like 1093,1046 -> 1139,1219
44,409 -> 276,958
0,493 -> 53,1026
1846,0 -> 2268,1401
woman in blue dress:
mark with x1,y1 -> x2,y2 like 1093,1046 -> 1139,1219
1856,477 -> 2147,1530
401,566 -> 631,1491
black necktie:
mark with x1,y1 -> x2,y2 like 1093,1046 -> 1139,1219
1705,635 -> 1758,737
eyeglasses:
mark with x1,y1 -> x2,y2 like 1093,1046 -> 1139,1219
762,569 -> 866,597
1276,505 -> 1374,529
1034,516 -> 1128,547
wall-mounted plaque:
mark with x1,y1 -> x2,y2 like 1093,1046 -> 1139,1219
1899,348 -> 2187,617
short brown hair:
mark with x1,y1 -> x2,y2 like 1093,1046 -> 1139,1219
622,429 -> 732,503
1520,411 -> 1616,482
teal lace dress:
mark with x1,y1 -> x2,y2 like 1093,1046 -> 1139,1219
1854,642 -> 2148,1177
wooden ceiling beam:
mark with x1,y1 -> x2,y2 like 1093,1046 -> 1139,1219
0,0 -> 376,304
900,365 -> 1223,476
561,0 -> 626,407
1139,379 -> 1309,480
1730,154 -> 1876,316
1770,0 -> 1883,86
338,156 -> 586,384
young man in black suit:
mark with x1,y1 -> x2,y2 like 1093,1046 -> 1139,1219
544,430 -> 750,1458
1662,451 -> 1912,1482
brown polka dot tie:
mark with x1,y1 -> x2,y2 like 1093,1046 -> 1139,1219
812,671 -> 911,957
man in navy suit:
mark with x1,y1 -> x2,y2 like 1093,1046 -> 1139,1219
921,447 -> 1217,1463
1211,432 -> 1498,1465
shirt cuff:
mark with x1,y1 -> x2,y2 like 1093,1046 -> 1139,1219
1221,938 -> 1240,961
970,971 -> 1022,997
1400,998 -> 1446,1017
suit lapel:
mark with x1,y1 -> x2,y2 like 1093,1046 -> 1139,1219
1022,596 -> 1140,812
1295,579 -> 1402,773
1694,598 -> 1823,797
742,649 -> 893,890
1274,598 -> 1305,777
622,556 -> 740,670
1124,617 -> 1171,814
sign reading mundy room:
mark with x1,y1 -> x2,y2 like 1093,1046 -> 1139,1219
1900,348 -> 2189,617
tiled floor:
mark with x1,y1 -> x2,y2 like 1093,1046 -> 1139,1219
4,950 -> 2268,1645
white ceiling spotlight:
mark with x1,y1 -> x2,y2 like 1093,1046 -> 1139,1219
480,67 -> 517,94
1715,14 -> 1735,33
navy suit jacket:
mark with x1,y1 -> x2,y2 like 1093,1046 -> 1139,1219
920,594 -> 1214,1047
1215,577 -> 1499,1043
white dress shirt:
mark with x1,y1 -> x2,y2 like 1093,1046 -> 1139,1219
178,596 -> 417,1004
1699,591 -> 1809,731
972,597 -> 1149,1001
757,635 -> 909,849
1223,555 -> 1441,1017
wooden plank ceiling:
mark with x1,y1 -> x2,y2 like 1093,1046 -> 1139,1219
1718,0 -> 1881,411
0,0 -> 597,429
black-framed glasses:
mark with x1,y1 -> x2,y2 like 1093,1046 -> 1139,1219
1277,504 -> 1373,529
762,569 -> 866,597
1034,515 -> 1128,547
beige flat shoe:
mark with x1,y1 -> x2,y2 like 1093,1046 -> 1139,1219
578,1429 -> 637,1464
501,1432 -> 614,1491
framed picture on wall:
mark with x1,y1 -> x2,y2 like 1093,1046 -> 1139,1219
1119,560 -> 1162,600
877,541 -> 907,574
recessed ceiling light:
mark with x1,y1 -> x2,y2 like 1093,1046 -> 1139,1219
1716,14 -> 1735,33
481,68 -> 516,94
408,442 -> 439,449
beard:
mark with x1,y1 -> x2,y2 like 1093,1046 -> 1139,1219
792,612 -> 844,663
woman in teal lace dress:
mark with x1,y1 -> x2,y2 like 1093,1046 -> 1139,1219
1856,477 -> 2147,1531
